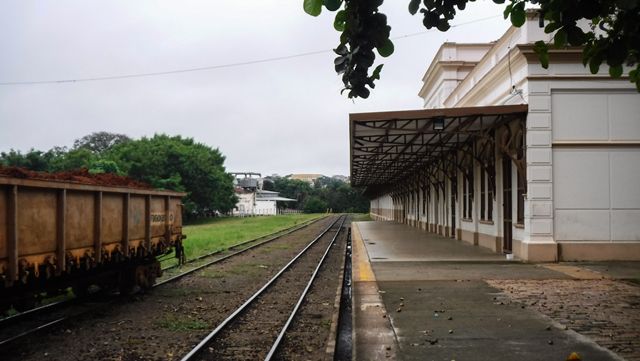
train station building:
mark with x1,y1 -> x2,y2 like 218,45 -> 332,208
350,14 -> 640,261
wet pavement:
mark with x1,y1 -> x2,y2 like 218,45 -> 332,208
352,221 -> 638,361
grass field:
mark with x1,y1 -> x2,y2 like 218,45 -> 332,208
161,214 -> 324,267
351,213 -> 371,222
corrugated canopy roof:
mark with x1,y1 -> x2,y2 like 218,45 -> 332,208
349,104 -> 528,188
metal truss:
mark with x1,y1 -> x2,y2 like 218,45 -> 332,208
349,105 -> 528,197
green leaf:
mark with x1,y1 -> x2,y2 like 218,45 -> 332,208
533,40 -> 549,69
503,3 -> 513,20
323,0 -> 342,11
334,10 -> 347,31
423,11 -> 439,29
544,22 -> 560,34
582,44 -> 592,66
609,64 -> 623,78
334,56 -> 348,66
566,25 -> 587,46
355,86 -> 371,99
334,43 -> 348,56
423,0 -> 436,10
371,64 -> 384,80
510,2 -> 526,27
303,0 -> 322,16
437,19 -> 451,31
409,0 -> 421,15
377,39 -> 395,57
553,28 -> 567,48
589,57 -> 602,74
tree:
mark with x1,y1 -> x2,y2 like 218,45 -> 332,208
269,175 -> 370,213
48,148 -> 95,172
0,149 -> 52,171
262,177 -> 276,191
304,0 -> 640,98
304,196 -> 329,213
73,131 -> 131,154
273,177 -> 314,209
106,134 -> 237,217
313,177 -> 369,213
88,159 -> 122,174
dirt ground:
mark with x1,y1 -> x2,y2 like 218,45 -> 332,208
0,216 -> 345,361
0,166 -> 151,188
274,228 -> 346,361
487,279 -> 640,361
202,220 -> 347,360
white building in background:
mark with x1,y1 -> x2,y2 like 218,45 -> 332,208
352,11 -> 640,261
232,173 -> 297,216
288,173 -> 323,185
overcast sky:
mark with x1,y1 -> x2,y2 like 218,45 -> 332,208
0,1 -> 509,177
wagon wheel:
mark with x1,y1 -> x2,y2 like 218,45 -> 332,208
134,265 -> 152,290
118,266 -> 137,295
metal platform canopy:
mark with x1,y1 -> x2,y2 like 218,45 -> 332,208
349,104 -> 528,195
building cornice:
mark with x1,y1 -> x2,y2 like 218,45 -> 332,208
443,26 -> 519,106
419,43 -> 494,100
418,61 -> 478,99
516,44 -> 583,63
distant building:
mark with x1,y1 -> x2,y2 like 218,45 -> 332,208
231,172 -> 296,216
288,173 -> 323,185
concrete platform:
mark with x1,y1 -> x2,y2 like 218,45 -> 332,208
352,221 -> 626,361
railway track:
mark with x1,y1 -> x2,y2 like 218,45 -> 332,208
180,215 -> 347,361
0,215 -> 328,349
156,215 -> 326,285
159,214 -> 325,274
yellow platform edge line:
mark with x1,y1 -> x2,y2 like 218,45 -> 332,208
351,222 -> 376,282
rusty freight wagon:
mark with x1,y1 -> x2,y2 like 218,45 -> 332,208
0,171 -> 186,312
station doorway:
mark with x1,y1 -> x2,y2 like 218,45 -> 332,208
502,157 -> 513,253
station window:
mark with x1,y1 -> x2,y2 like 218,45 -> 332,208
434,188 -> 439,224
468,172 -> 473,219
462,175 -> 468,218
480,167 -> 494,221
463,171 -> 473,219
480,169 -> 486,220
487,166 -> 494,221
517,168 -> 525,224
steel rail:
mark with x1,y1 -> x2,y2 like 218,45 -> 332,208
0,298 -> 117,348
0,299 -> 69,328
0,317 -> 66,347
0,216 -> 330,349
264,216 -> 346,360
154,216 -> 329,287
179,215 -> 345,361
160,215 -> 325,272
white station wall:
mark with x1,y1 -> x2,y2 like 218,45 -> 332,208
552,90 -> 640,241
